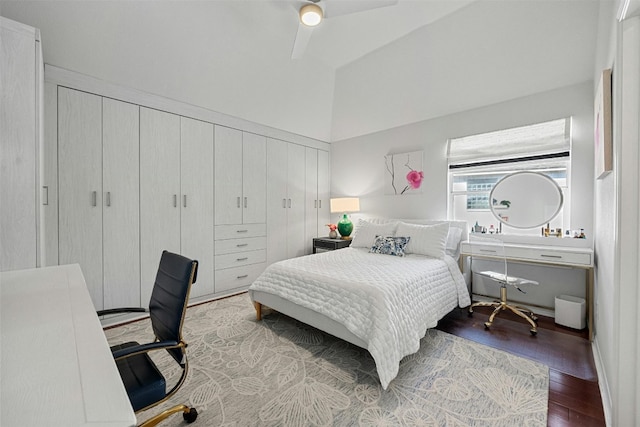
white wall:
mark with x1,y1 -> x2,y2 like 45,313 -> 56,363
0,1 -> 335,141
592,0 -> 640,421
331,81 -> 594,236
331,0 -> 599,142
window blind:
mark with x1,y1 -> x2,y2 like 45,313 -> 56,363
447,118 -> 571,167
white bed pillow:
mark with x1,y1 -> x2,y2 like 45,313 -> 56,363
445,226 -> 463,258
351,219 -> 398,248
395,221 -> 450,258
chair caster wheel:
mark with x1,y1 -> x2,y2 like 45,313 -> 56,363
183,408 -> 198,423
530,329 -> 537,336
484,322 -> 491,329
468,310 -> 473,317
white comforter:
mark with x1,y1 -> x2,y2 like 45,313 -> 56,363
249,248 -> 470,389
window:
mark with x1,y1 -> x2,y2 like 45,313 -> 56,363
448,118 -> 571,235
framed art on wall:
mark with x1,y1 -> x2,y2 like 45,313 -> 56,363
384,150 -> 424,195
594,68 -> 613,179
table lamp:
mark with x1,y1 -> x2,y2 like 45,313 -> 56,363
330,197 -> 360,239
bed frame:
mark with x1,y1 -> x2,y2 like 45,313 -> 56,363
250,219 -> 468,349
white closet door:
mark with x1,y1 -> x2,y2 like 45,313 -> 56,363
181,117 -> 214,297
242,132 -> 266,224
58,87 -> 104,309
317,150 -> 331,235
0,21 -> 37,271
215,126 -> 243,225
43,82 -> 59,266
140,107 -> 181,307
287,143 -> 307,259
304,147 -> 318,254
266,138 -> 288,264
102,98 -> 140,309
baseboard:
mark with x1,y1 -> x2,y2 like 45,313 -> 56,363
591,338 -> 613,427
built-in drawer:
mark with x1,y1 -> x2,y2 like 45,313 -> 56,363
215,249 -> 266,270
508,246 -> 592,266
215,224 -> 266,240
461,242 -> 593,267
215,262 -> 266,293
215,237 -> 266,255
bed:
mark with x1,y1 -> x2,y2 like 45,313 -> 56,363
248,219 -> 470,389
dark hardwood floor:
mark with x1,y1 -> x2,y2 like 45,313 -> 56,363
436,306 -> 605,427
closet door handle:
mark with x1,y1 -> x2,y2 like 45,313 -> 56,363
288,198 -> 291,208
319,200 -> 322,209
92,191 -> 97,207
183,195 -> 187,208
42,186 -> 49,205
237,196 -> 241,208
314,200 -> 317,208
106,191 -> 111,207
244,197 -> 247,208
173,194 -> 177,208
282,198 -> 286,208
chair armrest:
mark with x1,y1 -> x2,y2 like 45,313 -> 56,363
97,307 -> 147,316
112,340 -> 181,360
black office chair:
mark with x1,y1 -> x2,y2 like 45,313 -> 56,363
98,250 -> 198,427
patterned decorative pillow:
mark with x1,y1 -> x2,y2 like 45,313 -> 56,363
369,235 -> 411,257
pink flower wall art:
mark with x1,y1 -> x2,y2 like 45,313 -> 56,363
384,150 -> 424,195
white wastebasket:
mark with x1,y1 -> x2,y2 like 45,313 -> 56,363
554,295 -> 586,330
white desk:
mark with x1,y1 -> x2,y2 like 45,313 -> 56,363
1,264 -> 136,427
460,241 -> 594,340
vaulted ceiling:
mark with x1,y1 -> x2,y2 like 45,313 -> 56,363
0,0 -> 601,142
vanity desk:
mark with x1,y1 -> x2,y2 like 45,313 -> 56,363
460,239 -> 595,340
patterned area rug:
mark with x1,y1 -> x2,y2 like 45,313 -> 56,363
105,293 -> 549,426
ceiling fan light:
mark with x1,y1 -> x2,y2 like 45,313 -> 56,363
300,3 -> 323,27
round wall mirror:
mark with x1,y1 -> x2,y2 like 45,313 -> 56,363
489,171 -> 563,229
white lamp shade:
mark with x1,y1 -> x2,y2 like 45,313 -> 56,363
300,3 -> 323,26
330,197 -> 360,213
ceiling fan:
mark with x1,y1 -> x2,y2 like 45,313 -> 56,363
291,0 -> 399,59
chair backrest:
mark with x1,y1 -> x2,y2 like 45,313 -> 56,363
149,250 -> 198,364
468,234 -> 508,279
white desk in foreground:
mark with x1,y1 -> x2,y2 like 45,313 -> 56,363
1,264 -> 136,427
460,241 -> 594,341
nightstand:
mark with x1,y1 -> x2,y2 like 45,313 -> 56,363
313,237 -> 352,253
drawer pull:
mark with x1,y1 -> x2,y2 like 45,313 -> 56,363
236,229 -> 248,233
236,274 -> 249,279
541,254 -> 562,259
236,257 -> 248,261
479,249 -> 497,253
236,243 -> 249,247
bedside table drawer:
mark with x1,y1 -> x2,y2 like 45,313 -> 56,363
312,238 -> 351,253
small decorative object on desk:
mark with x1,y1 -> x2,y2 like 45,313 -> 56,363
326,223 -> 338,239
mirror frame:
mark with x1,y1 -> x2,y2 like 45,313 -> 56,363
489,171 -> 564,229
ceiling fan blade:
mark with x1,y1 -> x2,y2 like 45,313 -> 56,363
291,22 -> 314,59
323,0 -> 398,18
